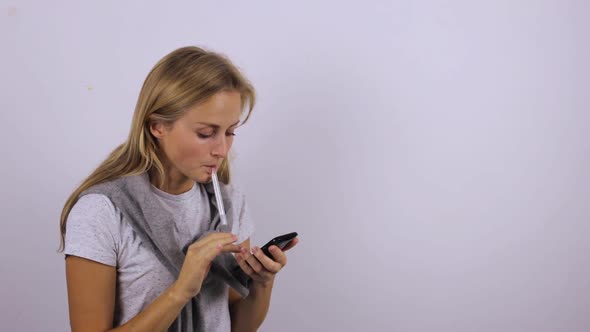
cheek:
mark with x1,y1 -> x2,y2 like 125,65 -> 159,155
168,134 -> 211,165
180,139 -> 210,161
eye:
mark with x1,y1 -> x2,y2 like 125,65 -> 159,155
197,129 -> 236,139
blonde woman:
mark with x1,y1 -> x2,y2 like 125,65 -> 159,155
60,46 -> 298,332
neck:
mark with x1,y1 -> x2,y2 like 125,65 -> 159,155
148,167 -> 194,195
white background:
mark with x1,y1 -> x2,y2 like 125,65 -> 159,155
1,1 -> 589,331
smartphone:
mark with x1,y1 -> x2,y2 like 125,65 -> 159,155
231,232 -> 298,280
260,232 -> 298,257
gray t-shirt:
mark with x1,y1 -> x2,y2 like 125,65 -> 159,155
64,180 -> 255,329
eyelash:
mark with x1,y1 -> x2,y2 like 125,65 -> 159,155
197,132 -> 236,139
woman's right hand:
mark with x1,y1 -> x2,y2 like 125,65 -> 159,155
172,232 -> 242,302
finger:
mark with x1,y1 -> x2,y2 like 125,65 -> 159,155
199,243 -> 224,261
251,246 -> 282,273
239,247 -> 274,278
200,240 -> 239,261
235,253 -> 254,276
244,251 -> 265,275
238,246 -> 253,263
220,243 -> 242,254
197,233 -> 238,250
267,245 -> 288,266
204,232 -> 238,245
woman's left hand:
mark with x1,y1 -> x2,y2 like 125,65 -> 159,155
236,238 -> 299,286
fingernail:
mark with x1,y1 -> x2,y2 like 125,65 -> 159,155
232,234 -> 238,240
252,247 -> 259,254
240,247 -> 248,254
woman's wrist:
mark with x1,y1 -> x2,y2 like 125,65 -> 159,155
252,276 -> 275,289
168,281 -> 194,305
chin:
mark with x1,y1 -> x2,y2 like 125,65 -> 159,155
192,170 -> 212,184
196,177 -> 212,184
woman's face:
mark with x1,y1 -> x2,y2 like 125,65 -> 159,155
150,90 -> 242,185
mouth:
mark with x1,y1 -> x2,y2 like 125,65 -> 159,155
204,165 -> 218,173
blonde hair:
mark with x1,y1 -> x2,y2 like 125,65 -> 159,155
58,46 -> 255,251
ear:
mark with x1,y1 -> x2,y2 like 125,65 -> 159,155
149,119 -> 168,139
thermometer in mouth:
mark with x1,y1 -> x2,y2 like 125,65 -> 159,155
210,168 -> 229,230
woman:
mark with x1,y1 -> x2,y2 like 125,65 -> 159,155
59,46 -> 298,332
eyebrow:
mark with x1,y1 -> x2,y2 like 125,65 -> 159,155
195,120 -> 240,129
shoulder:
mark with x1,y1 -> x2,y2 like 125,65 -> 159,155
70,194 -> 117,219
65,194 -> 121,266
67,194 -> 121,241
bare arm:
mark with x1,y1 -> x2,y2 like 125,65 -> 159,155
229,238 -> 299,332
66,232 -> 241,332
66,256 -> 188,332
228,239 -> 273,332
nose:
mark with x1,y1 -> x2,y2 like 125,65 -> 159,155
211,135 -> 229,159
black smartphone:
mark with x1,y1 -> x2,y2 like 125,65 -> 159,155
260,232 -> 298,257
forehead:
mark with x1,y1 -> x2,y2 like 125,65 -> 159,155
182,90 -> 242,125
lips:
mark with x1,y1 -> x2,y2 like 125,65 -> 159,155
204,164 -> 218,172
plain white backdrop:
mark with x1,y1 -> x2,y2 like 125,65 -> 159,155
1,1 -> 589,331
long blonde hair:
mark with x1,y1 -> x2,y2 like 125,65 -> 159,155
58,46 -> 255,252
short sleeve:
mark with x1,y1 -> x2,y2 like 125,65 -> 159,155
64,194 -> 120,267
